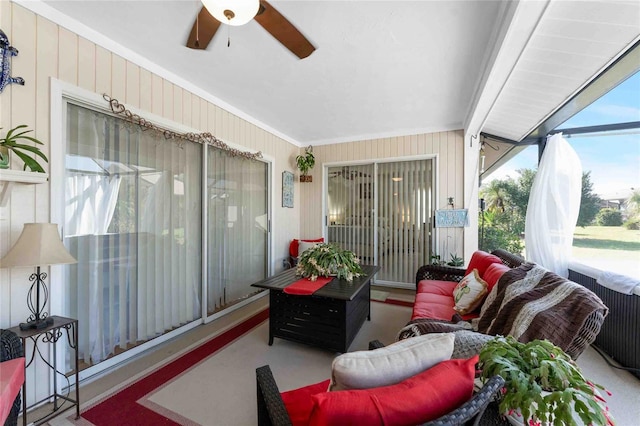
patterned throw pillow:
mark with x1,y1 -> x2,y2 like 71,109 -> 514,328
453,269 -> 488,315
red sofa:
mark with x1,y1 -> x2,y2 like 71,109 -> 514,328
408,249 -> 608,360
412,250 -> 514,322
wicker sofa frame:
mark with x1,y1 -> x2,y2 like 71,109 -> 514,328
256,362 -> 504,426
413,249 -> 605,359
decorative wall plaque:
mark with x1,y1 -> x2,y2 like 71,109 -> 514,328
435,209 -> 469,227
282,171 -> 294,208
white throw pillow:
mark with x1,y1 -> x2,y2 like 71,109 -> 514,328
453,269 -> 488,315
329,333 -> 455,391
298,241 -> 318,258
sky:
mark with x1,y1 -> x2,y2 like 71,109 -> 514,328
485,71 -> 640,198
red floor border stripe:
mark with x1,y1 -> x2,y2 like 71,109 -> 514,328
82,309 -> 269,426
80,296 -> 411,425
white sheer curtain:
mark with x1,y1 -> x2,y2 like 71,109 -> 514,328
64,104 -> 202,364
65,175 -> 121,236
525,133 -> 582,277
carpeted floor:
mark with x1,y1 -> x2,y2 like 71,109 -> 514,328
54,300 -> 412,426
47,294 -> 640,426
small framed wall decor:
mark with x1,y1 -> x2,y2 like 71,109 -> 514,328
435,209 -> 469,227
282,171 -> 294,208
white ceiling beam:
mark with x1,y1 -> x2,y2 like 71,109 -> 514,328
463,0 -> 551,140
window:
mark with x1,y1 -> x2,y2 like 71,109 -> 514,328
480,72 -> 640,279
557,71 -> 640,279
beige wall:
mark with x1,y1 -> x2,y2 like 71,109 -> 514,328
0,1 -> 300,402
0,0 -> 478,405
299,130 -> 466,262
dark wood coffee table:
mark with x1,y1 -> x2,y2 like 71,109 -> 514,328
251,265 -> 379,353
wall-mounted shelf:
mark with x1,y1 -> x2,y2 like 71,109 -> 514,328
0,169 -> 49,207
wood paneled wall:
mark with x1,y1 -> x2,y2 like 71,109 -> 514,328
0,1 -> 299,403
300,130 -> 466,263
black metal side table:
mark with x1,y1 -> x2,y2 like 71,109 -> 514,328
7,316 -> 79,426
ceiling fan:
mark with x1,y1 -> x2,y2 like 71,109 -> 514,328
186,0 -> 316,59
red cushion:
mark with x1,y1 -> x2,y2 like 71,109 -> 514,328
412,292 -> 457,321
412,292 -> 477,321
309,356 -> 478,426
281,379 -> 331,426
465,251 -> 503,278
417,279 -> 459,296
482,263 -> 511,293
289,238 -> 324,257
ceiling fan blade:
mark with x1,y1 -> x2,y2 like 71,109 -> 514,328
186,7 -> 221,50
254,0 -> 315,59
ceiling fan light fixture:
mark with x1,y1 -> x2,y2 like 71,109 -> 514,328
201,0 -> 260,26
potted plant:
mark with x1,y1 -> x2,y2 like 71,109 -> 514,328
0,125 -> 48,172
447,253 -> 464,267
296,243 -> 363,282
479,336 -> 613,426
296,145 -> 315,182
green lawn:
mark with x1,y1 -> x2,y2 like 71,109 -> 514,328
573,226 -> 640,251
572,226 -> 640,278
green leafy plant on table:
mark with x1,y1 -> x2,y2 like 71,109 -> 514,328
0,125 -> 48,172
479,336 -> 613,426
296,243 -> 363,282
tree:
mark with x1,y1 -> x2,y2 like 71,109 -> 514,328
483,180 -> 508,213
479,168 -> 602,253
624,189 -> 640,218
577,171 -> 602,226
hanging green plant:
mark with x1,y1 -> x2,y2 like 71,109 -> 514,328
0,125 -> 48,172
296,145 -> 315,182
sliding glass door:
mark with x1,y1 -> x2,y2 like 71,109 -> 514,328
62,100 -> 270,369
376,160 -> 433,285
64,104 -> 202,365
207,148 -> 269,315
327,164 -> 376,259
326,159 -> 434,287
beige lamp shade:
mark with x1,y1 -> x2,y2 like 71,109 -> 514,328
0,223 -> 77,268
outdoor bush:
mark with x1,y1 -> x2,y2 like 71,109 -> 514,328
595,208 -> 623,226
479,215 -> 524,255
478,168 -> 600,254
624,217 -> 640,230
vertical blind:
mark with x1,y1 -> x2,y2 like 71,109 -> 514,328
377,160 -> 433,285
63,102 -> 270,368
327,164 -> 375,258
327,160 -> 433,287
207,147 -> 268,314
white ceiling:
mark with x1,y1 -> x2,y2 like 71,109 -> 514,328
37,0 -> 503,145
481,0 -> 640,142
30,0 -> 640,147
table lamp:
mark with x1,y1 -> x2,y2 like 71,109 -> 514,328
0,223 -> 77,330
